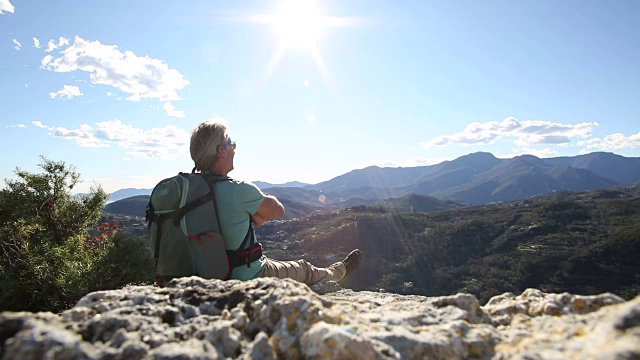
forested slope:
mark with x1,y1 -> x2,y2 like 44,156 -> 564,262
256,185 -> 640,303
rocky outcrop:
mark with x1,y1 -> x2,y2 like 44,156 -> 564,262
0,277 -> 638,359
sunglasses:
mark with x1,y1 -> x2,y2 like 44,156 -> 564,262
222,140 -> 236,150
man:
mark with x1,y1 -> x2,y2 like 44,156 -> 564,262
189,120 -> 361,285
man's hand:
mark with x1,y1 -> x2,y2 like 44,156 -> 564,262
251,213 -> 267,227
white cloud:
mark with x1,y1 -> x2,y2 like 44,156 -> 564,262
33,37 -> 41,48
44,37 -> 70,53
37,119 -> 191,159
0,0 -> 14,14
6,124 -> 26,128
163,102 -> 186,118
421,117 -> 599,149
49,85 -> 84,99
95,120 -> 191,159
578,131 -> 640,151
32,121 -> 54,130
40,36 -> 190,103
54,123 -> 107,148
12,39 -> 21,50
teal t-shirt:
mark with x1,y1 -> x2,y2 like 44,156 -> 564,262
214,179 -> 267,280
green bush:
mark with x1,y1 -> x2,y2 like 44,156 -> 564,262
89,234 -> 155,291
0,158 -> 154,313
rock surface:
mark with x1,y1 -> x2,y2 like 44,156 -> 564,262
0,277 -> 638,359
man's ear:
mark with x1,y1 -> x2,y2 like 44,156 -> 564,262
217,145 -> 227,159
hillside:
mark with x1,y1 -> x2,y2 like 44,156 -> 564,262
377,193 -> 461,212
105,195 -> 149,217
544,151 -> 640,184
429,154 -> 619,204
255,184 -> 640,303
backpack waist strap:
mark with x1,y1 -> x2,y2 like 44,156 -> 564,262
227,243 -> 263,268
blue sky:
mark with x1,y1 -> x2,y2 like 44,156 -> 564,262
2,0 -> 639,194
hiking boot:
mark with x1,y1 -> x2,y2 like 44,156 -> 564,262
342,249 -> 362,278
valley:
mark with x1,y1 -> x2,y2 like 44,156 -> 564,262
107,183 -> 640,304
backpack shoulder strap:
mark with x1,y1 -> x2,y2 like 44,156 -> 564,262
170,190 -> 214,226
202,172 -> 226,233
166,172 -> 224,227
199,172 -> 255,253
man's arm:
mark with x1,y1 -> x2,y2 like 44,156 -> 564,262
252,195 -> 285,227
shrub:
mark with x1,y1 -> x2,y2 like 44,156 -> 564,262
89,234 -> 155,291
0,157 -> 153,313
0,158 -> 106,311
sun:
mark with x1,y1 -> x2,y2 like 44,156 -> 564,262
271,0 -> 325,50
253,0 -> 352,86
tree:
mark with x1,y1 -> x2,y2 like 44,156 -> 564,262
0,157 -> 153,312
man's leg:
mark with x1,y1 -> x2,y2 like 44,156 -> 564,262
260,258 -> 345,285
260,249 -> 361,285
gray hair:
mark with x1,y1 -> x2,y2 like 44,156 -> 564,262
190,121 -> 228,172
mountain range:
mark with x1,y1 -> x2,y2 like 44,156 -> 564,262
105,152 -> 640,217
274,151 -> 640,206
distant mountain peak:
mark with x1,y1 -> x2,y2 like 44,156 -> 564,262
462,151 -> 497,158
444,151 -> 501,171
510,154 -> 546,166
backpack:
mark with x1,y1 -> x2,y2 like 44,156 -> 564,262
145,172 -> 261,284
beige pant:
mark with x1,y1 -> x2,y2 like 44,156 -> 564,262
260,258 -> 346,285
